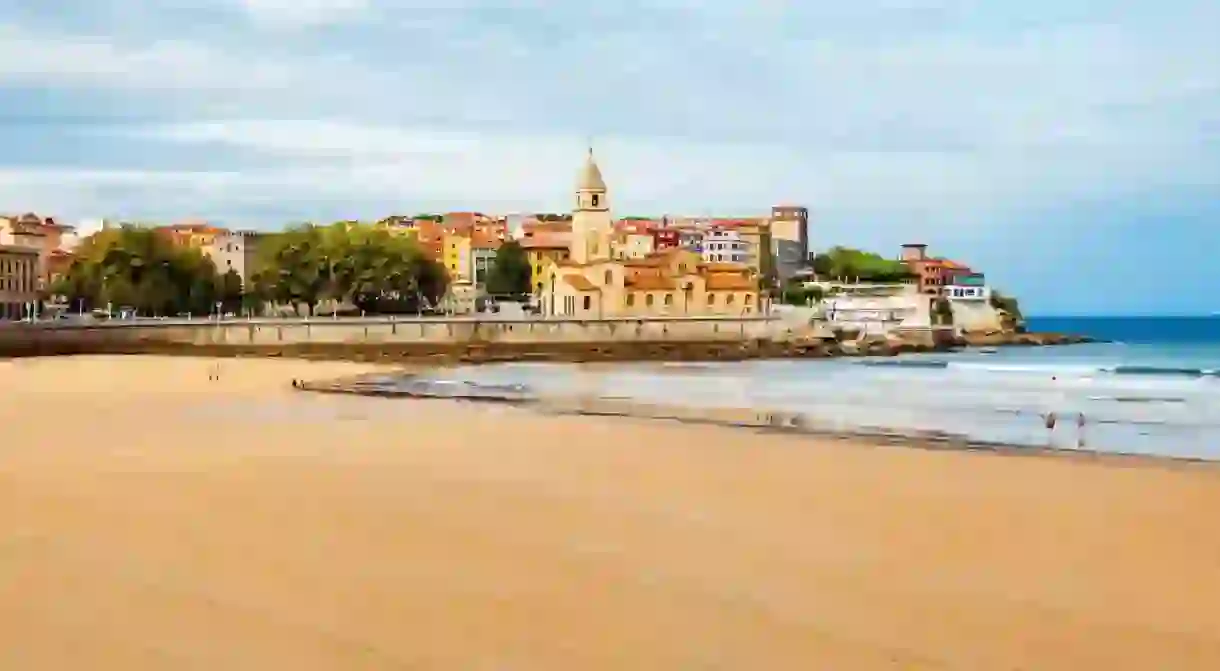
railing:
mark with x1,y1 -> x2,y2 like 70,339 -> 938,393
2,314 -> 781,331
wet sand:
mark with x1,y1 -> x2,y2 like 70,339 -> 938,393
2,355 -> 1219,669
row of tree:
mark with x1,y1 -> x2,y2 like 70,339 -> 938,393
810,247 -> 915,283
53,226 -> 244,316
52,222 -> 469,317
252,222 -> 449,316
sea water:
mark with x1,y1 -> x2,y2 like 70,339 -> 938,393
422,316 -> 1220,460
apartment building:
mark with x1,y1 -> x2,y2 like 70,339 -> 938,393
0,244 -> 38,320
702,227 -> 748,263
770,205 -> 809,282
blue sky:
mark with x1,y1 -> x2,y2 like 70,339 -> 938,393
1,1 -> 1217,315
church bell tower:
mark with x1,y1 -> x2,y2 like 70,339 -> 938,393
570,147 -> 612,264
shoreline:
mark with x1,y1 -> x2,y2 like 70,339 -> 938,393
297,368 -> 1219,472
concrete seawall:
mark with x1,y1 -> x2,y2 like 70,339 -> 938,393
0,316 -> 805,362
0,317 -> 1084,364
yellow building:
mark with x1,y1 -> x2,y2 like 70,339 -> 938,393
520,233 -> 570,295
611,230 -> 654,260
441,231 -> 472,282
158,221 -> 225,248
542,149 -> 761,318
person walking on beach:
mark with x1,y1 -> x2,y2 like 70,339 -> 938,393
1043,410 -> 1058,447
1076,411 -> 1087,450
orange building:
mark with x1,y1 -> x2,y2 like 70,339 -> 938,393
157,220 -> 227,248
900,243 -> 972,295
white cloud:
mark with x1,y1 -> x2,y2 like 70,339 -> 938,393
0,25 -> 295,91
235,0 -> 370,26
1,4 -> 1218,236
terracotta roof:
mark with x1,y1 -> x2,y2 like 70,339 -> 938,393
563,275 -> 599,291
626,275 -> 676,290
701,262 -> 752,273
919,257 -> 969,271
520,234 -> 570,249
705,274 -> 757,291
523,221 -> 572,234
707,222 -> 761,233
471,232 -> 502,249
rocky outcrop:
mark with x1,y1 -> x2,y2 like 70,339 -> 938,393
960,330 -> 1093,347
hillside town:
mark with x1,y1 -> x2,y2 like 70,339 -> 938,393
0,149 -> 1008,331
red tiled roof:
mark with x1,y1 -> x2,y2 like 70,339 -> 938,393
563,275 -> 598,291
701,262 -> 751,273
471,232 -> 502,249
706,274 -> 756,291
626,275 -> 676,290
520,234 -> 570,249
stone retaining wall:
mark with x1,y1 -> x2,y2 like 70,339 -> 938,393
0,316 -> 800,360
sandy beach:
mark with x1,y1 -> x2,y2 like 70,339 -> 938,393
3,356 -> 1220,669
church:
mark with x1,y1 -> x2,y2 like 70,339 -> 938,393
540,150 -> 763,318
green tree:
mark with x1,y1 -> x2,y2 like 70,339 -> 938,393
219,268 -> 244,315
254,221 -> 450,315
253,224 -> 329,316
52,225 -> 221,316
325,222 -> 435,313
813,247 -> 915,283
781,281 -> 824,306
485,240 -> 532,296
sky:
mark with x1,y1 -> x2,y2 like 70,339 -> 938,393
1,1 -> 1217,315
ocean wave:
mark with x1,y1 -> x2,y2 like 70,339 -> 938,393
856,359 -> 951,369
854,359 -> 1218,378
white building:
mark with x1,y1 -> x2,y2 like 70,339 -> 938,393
945,272 -> 991,301
821,284 -> 927,335
702,228 -> 748,264
204,230 -> 264,286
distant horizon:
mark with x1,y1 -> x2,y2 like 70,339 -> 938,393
1028,314 -> 1219,319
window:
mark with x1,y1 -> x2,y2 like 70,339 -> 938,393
664,293 -> 673,306
626,293 -> 635,306
645,294 -> 654,306
707,293 -> 714,305
727,294 -> 735,304
744,293 -> 753,303
604,269 -> 612,285
583,296 -> 591,310
591,194 -> 599,207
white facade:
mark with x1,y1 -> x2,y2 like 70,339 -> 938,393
823,294 -> 925,335
204,230 -> 263,284
702,229 -> 747,264
945,283 -> 991,301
